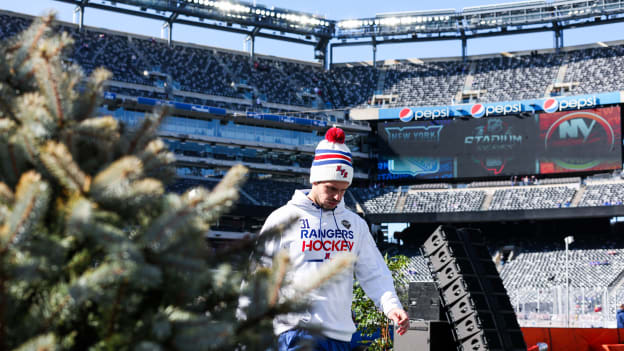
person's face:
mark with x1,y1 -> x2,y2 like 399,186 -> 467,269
309,181 -> 350,210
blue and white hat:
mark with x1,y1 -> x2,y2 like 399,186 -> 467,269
310,127 -> 353,185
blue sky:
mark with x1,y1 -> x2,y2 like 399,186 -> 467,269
4,1 -> 624,62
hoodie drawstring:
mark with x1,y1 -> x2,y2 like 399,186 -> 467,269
319,207 -> 323,248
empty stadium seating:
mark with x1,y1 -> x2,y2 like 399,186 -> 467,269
5,11 -> 624,112
403,190 -> 485,212
489,186 -> 576,210
579,182 -> 624,207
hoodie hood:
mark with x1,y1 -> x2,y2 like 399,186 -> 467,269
288,189 -> 347,215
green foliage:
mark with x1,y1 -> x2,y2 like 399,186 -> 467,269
0,14 -> 348,351
351,254 -> 408,351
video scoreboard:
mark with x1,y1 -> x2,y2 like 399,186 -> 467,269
376,106 -> 622,181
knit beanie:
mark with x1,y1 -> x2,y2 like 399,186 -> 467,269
309,127 -> 353,185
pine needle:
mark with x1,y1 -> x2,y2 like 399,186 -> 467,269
74,116 -> 120,146
268,251 -> 290,307
12,333 -> 58,351
0,171 -> 50,252
295,252 -> 356,294
40,141 -> 90,193
0,182 -> 14,204
72,67 -> 112,121
90,156 -> 143,201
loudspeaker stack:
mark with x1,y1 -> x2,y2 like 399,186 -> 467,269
421,225 -> 526,351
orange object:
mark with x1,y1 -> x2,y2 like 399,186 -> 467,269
522,327 -> 624,351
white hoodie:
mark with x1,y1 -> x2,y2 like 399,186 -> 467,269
260,189 -> 403,342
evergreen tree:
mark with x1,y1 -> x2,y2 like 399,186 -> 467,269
0,14 -> 352,351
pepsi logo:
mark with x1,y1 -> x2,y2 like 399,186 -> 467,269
399,108 -> 414,122
543,98 -> 559,113
471,103 -> 485,118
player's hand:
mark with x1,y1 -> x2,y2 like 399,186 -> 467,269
388,308 -> 409,336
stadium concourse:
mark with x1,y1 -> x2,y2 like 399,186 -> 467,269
5,6 -> 624,330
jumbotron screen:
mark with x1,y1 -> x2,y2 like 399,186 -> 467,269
376,106 -> 622,181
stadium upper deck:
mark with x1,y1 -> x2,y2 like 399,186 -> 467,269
4,9 -> 624,114
2,9 -> 624,219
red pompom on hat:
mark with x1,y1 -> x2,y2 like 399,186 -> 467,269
325,127 -> 345,144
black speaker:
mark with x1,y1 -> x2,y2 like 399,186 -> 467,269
407,282 -> 445,321
393,320 -> 455,351
421,225 -> 526,351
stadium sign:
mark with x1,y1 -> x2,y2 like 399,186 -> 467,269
370,91 -> 621,121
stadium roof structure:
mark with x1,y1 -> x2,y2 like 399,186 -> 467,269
56,0 -> 624,66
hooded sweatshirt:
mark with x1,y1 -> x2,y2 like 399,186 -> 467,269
260,189 -> 403,342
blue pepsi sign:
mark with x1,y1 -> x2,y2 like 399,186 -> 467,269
376,91 -> 622,121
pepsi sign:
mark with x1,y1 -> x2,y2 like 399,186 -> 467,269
375,91 -> 620,121
470,102 -> 522,118
397,107 -> 449,122
542,96 -> 597,113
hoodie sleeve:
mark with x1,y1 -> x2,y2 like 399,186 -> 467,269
354,220 -> 403,316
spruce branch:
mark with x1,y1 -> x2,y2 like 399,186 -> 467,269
192,164 -> 248,225
268,251 -> 290,307
73,116 -> 120,147
0,83 -> 18,122
0,182 -> 14,204
16,92 -> 55,138
234,300 -> 305,335
40,141 -> 90,194
295,253 -> 356,294
171,319 -> 233,351
0,171 -> 50,253
107,279 -> 128,338
136,139 -> 176,179
90,156 -> 143,203
12,333 -> 58,351
12,127 -> 41,165
9,14 -> 55,88
34,31 -> 73,128
0,117 -> 17,137
125,107 -> 168,155
72,67 -> 112,121
67,198 -> 129,245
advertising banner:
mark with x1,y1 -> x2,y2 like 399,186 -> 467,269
376,106 -> 621,181
373,91 -> 621,121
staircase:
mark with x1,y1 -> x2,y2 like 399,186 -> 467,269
480,189 -> 495,211
571,184 -> 586,206
375,67 -> 387,94
456,61 -> 478,103
127,37 -> 152,70
212,50 -> 240,84
545,63 -> 569,96
395,191 -> 408,212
